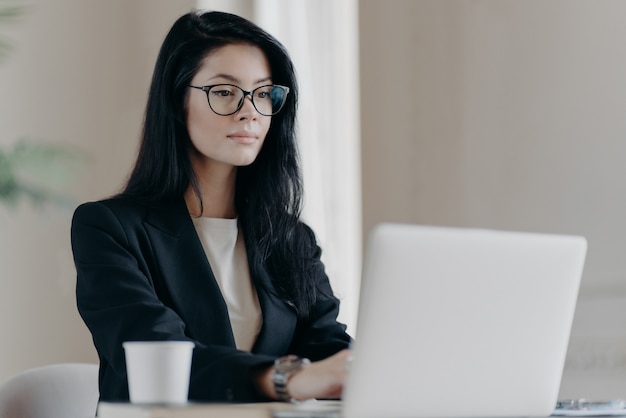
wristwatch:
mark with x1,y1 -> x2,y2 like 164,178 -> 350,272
271,355 -> 311,402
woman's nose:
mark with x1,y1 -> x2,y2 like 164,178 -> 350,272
236,93 -> 259,119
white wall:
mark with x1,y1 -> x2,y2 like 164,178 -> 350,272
360,0 -> 626,398
0,0 -> 195,383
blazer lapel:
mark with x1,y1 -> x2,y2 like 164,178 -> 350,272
143,198 -> 235,347
251,265 -> 298,355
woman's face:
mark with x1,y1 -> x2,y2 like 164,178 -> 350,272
186,43 -> 272,173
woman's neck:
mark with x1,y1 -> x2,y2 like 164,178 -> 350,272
185,164 -> 238,219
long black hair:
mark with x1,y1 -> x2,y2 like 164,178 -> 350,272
121,10 -> 326,319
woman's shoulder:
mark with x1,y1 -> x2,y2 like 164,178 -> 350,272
286,220 -> 322,259
73,195 -> 187,230
75,195 -> 148,215
72,195 -> 160,227
294,220 -> 317,243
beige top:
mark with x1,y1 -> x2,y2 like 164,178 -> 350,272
191,217 -> 262,351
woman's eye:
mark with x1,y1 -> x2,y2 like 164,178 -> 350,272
212,90 -> 233,98
256,90 -> 272,100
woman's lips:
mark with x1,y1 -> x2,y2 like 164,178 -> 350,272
228,132 -> 258,144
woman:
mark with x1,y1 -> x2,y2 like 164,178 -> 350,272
71,10 -> 351,403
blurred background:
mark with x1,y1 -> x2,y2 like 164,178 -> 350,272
1,0 -> 626,399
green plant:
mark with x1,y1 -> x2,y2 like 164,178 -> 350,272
0,0 -> 82,208
0,140 -> 82,207
0,0 -> 24,64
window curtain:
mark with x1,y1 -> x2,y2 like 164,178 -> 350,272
196,0 -> 361,333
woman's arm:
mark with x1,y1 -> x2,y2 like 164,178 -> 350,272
287,224 -> 353,360
251,223 -> 353,401
253,349 -> 351,401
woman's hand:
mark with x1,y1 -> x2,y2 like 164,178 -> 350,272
254,349 -> 352,401
287,349 -> 351,400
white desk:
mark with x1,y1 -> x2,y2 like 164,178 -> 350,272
97,400 -> 335,418
97,401 -> 616,418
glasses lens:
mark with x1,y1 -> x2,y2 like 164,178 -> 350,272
252,85 -> 289,116
207,84 -> 289,116
208,85 -> 245,115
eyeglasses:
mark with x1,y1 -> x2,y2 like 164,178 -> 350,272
188,83 -> 290,116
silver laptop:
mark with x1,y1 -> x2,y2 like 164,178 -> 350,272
278,223 -> 587,418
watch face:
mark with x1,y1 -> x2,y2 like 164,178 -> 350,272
274,355 -> 312,374
275,355 -> 303,373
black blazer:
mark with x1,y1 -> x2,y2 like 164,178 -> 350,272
71,197 -> 351,402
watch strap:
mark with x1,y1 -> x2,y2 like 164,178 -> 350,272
272,355 -> 310,402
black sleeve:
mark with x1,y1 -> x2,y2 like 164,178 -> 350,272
288,224 -> 353,361
71,202 -> 275,402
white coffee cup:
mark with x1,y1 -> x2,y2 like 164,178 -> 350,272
123,341 -> 195,404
